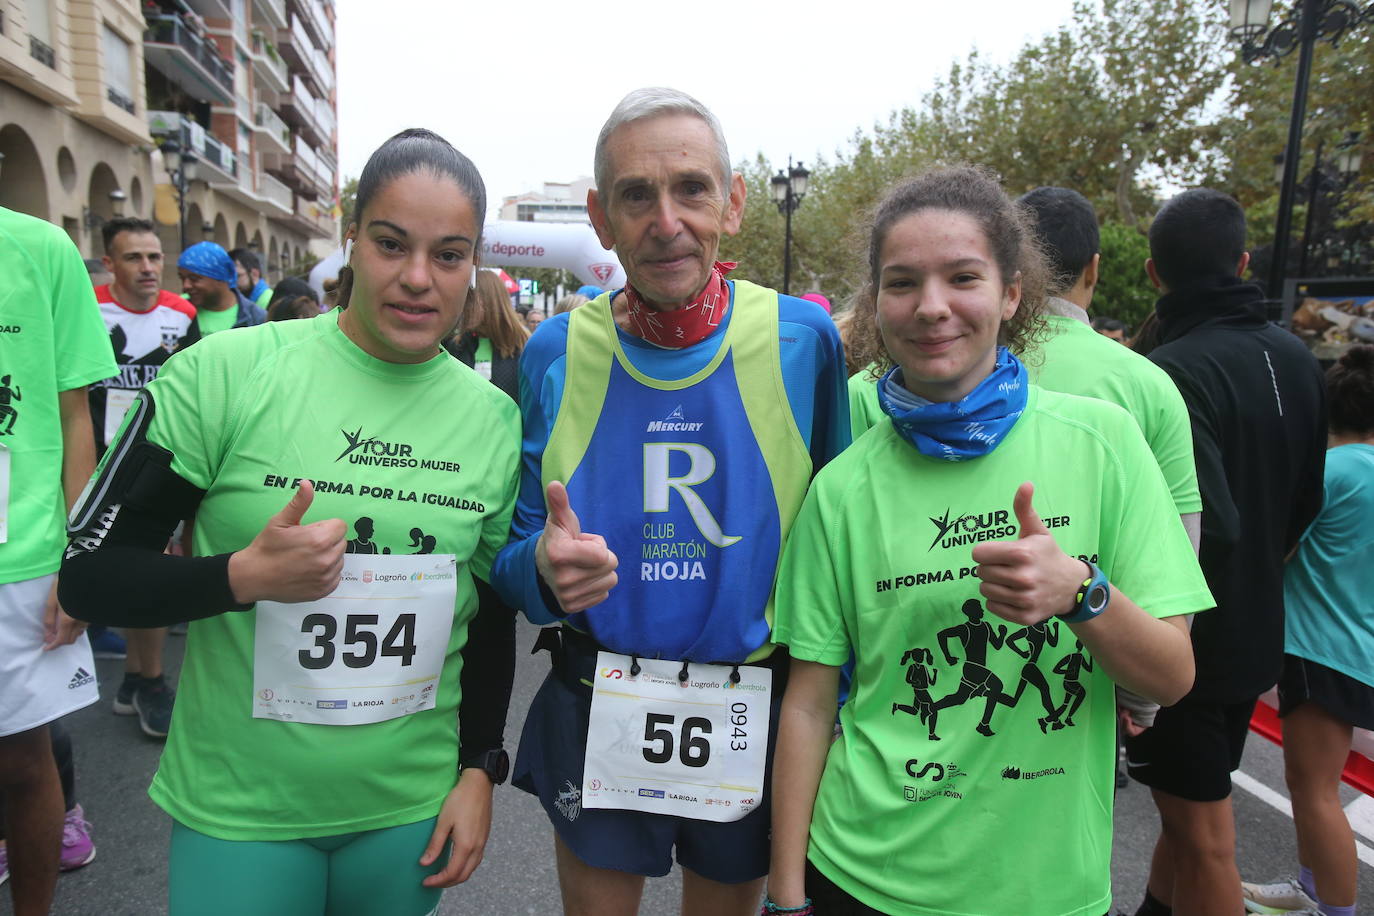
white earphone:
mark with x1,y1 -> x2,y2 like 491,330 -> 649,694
342,237 -> 353,265
470,266 -> 478,289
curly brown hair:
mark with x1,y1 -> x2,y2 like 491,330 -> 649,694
1328,344 -> 1374,436
846,165 -> 1050,378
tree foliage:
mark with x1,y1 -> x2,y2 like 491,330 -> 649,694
723,0 -> 1370,304
1095,222 -> 1155,329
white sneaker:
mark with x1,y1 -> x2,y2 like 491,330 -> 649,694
1241,877 -> 1319,914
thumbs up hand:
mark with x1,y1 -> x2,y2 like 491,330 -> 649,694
535,481 -> 619,614
969,482 -> 1086,626
228,480 -> 348,604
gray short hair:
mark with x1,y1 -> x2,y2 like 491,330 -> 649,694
593,87 -> 731,198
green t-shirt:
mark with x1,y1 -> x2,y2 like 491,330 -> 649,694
1031,315 -> 1201,514
847,363 -> 884,439
140,312 -> 521,840
0,208 -> 117,583
196,302 -> 239,336
773,387 -> 1212,916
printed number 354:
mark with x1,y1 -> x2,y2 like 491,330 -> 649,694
299,613 -> 418,670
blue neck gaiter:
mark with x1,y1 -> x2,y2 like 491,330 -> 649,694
877,347 -> 1029,461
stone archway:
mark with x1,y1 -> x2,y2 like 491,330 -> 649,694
0,124 -> 50,220
234,221 -> 248,251
268,236 -> 279,279
213,213 -> 229,249
86,161 -> 121,256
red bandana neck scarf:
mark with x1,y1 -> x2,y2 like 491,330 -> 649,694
622,261 -> 737,349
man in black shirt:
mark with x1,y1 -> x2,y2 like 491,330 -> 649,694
1126,189 -> 1327,916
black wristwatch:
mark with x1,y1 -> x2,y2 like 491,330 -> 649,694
460,748 -> 510,785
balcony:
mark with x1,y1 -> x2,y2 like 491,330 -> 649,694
212,152 -> 292,218
254,101 -> 290,154
143,14 -> 234,105
253,0 -> 288,30
29,35 -> 56,68
147,111 -> 238,181
290,0 -> 330,51
264,135 -> 329,200
106,87 -> 136,114
259,171 -> 293,215
250,29 -> 289,94
277,12 -> 328,96
278,75 -> 327,147
287,194 -> 334,239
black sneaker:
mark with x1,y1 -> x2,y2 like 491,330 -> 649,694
112,673 -> 139,716
133,675 -> 175,739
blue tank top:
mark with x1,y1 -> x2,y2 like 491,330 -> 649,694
543,281 -> 812,662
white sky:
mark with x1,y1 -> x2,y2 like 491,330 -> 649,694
337,0 -> 1079,217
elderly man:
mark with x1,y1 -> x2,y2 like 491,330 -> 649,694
176,241 -> 265,342
492,88 -> 849,916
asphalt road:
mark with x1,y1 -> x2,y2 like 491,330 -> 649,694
10,622 -> 1373,916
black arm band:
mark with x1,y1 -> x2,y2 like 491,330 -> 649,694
457,577 -> 517,763
61,392 -> 249,627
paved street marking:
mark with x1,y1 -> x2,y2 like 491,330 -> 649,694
1233,769 -> 1374,868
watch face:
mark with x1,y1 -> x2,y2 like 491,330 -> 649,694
1087,584 -> 1110,612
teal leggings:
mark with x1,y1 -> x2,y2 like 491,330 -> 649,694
169,818 -> 443,916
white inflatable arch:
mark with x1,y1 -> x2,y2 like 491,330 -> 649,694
479,220 -> 625,290
308,220 -> 625,298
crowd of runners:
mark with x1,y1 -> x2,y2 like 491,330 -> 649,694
0,86 -> 1370,916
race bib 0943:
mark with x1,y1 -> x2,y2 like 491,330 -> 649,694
582,652 -> 772,823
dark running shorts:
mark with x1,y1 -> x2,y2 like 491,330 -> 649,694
512,631 -> 787,882
1278,653 -> 1374,730
1124,692 -> 1257,802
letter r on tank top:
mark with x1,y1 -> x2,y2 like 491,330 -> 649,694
643,442 -> 741,548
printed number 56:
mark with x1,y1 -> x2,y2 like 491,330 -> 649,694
643,712 -> 712,768
299,613 -> 418,669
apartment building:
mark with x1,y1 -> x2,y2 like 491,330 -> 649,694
500,176 -> 595,224
0,0 -> 337,284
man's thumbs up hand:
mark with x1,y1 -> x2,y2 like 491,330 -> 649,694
228,481 -> 348,604
536,481 -> 618,614
970,482 -> 1086,625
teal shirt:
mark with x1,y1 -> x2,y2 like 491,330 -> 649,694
1284,443 -> 1374,687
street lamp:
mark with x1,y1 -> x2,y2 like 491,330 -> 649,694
160,139 -> 199,251
83,187 -> 128,230
1335,131 -> 1363,177
770,158 -> 810,295
1229,0 -> 1374,301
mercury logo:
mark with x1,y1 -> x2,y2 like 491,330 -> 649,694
646,405 -> 704,433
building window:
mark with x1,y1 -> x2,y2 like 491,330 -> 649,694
25,0 -> 54,66
103,25 -> 135,112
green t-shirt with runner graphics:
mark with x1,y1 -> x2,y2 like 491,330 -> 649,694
773,386 -> 1212,916
0,208 -> 117,583
1031,315 -> 1201,514
137,311 -> 520,840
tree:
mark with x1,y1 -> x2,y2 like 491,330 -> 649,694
1095,222 -> 1156,329
338,175 -> 358,241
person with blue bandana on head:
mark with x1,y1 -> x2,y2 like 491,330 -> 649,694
176,241 -> 266,345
